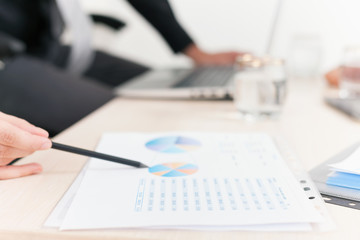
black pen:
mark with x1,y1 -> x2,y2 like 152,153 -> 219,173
51,141 -> 148,168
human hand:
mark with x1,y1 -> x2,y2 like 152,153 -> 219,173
0,112 -> 52,180
325,68 -> 340,87
184,44 -> 246,66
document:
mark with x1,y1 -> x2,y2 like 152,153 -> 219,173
327,146 -> 360,190
329,146 -> 360,175
58,133 -> 324,230
44,163 -> 89,228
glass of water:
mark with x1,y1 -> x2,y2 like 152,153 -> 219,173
287,34 -> 322,79
339,46 -> 360,98
233,55 -> 287,120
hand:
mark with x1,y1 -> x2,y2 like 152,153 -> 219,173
0,112 -> 52,180
325,68 -> 340,87
184,44 -> 246,66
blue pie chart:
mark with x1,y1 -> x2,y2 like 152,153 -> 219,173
145,136 -> 201,153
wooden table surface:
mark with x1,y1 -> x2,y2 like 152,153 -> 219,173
1,79 -> 360,240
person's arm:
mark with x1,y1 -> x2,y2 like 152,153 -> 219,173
126,0 -> 244,65
0,112 -> 51,180
127,0 -> 193,54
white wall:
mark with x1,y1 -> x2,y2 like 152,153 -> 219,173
81,0 -> 360,73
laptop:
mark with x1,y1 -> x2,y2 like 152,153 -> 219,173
115,66 -> 236,99
115,0 -> 283,100
326,97 -> 360,120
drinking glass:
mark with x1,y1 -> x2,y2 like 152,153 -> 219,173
233,56 -> 287,120
339,46 -> 360,98
287,35 -> 322,79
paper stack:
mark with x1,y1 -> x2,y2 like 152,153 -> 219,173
328,146 -> 360,190
45,132 -> 333,231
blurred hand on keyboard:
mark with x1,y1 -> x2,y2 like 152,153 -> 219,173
184,43 -> 246,66
325,68 -> 340,87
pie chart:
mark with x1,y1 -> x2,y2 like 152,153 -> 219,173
145,136 -> 201,153
148,162 -> 198,177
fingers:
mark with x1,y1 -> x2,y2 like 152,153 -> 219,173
0,120 -> 52,152
0,146 -> 32,163
325,68 -> 340,87
207,52 -> 245,65
0,163 -> 42,180
0,113 -> 48,180
0,112 -> 49,137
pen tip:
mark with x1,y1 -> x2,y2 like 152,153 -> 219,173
139,163 -> 149,168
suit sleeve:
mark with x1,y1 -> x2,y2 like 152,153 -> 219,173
127,0 -> 194,53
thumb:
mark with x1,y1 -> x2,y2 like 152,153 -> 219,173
0,163 -> 42,180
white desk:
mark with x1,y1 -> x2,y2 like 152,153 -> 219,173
1,79 -> 360,239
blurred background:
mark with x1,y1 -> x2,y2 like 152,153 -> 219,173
82,0 -> 360,75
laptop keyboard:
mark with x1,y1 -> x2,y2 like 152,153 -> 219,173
173,66 -> 235,88
326,98 -> 360,119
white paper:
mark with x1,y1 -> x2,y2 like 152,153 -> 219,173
44,163 -> 312,232
329,146 -> 360,175
44,163 -> 89,228
60,133 -> 324,230
45,167 -> 312,231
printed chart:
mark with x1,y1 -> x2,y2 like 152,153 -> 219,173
145,136 -> 201,153
148,162 -> 198,177
56,133 -> 325,231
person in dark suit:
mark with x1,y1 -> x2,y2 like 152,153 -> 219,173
0,0 -> 242,136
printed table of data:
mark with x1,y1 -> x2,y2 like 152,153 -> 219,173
134,177 -> 289,213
